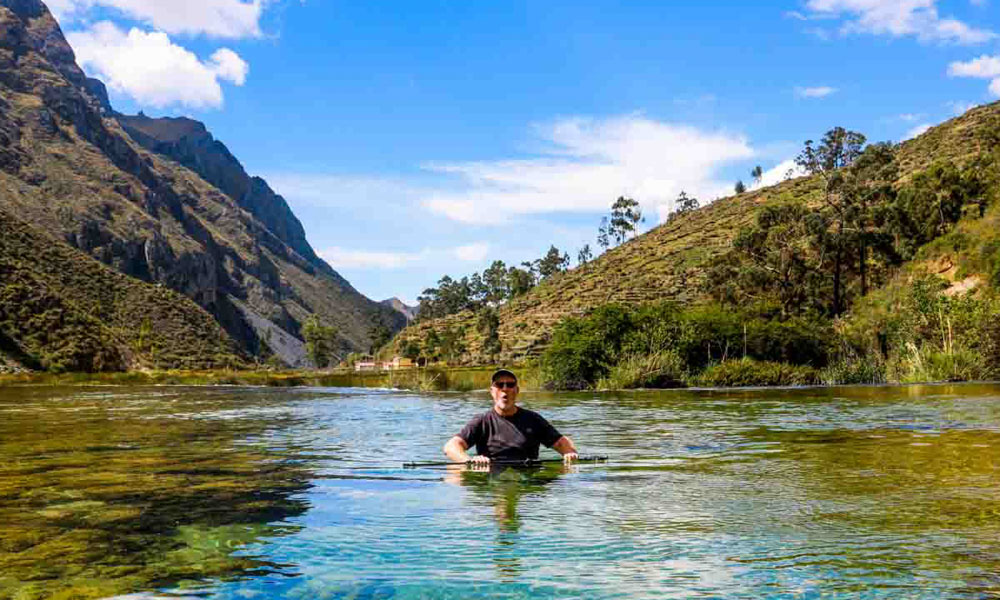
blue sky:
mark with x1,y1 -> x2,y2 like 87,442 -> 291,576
50,0 -> 1000,304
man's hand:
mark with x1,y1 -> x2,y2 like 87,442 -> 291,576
552,436 -> 579,463
468,455 -> 491,471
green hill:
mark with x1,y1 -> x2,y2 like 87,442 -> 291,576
394,101 -> 1000,368
0,206 -> 244,372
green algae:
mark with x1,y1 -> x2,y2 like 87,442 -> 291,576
0,386 -> 311,600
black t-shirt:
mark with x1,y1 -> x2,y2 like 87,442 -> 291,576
457,408 -> 563,460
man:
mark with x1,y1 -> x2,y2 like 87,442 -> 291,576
443,369 -> 579,465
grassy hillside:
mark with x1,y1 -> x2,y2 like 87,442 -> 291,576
0,206 -> 245,372
395,101 -> 1000,365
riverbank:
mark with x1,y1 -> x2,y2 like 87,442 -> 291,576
0,366 -> 545,391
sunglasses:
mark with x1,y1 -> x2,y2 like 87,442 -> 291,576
492,381 -> 517,389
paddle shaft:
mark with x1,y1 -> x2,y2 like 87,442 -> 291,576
402,455 -> 608,468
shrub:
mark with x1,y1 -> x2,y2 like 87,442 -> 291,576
541,304 -> 635,389
597,350 -> 686,390
820,347 -> 887,385
695,358 -> 820,387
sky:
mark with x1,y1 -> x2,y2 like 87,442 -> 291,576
46,0 -> 1000,305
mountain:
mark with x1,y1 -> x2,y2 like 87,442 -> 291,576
382,297 -> 418,322
393,101 -> 1000,363
0,0 -> 405,368
0,204 -> 244,372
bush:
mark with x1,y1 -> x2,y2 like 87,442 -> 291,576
695,358 -> 820,387
541,304 -> 636,389
597,350 -> 686,390
820,348 -> 887,385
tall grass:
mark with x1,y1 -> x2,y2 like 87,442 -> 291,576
596,351 -> 686,390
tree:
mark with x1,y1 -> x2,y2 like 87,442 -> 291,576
425,328 -> 441,360
477,307 -> 501,359
609,196 -> 644,244
439,326 -> 467,362
508,264 -> 535,297
751,165 -> 764,187
577,244 -> 593,266
401,339 -> 421,360
302,315 -> 339,368
705,202 -> 827,317
482,260 -> 509,305
796,127 -> 866,175
597,217 -> 611,251
795,127 -> 868,316
537,245 -> 570,279
735,180 -> 747,194
843,142 -> 899,296
669,191 -> 700,220
369,321 -> 392,355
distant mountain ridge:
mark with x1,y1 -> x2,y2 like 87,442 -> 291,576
0,0 -> 405,369
382,297 -> 418,322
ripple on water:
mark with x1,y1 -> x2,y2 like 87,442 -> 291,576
3,384 -> 1000,599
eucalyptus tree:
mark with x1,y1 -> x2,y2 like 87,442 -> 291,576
795,127 -> 867,316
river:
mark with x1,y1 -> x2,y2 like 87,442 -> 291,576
2,384 -> 999,599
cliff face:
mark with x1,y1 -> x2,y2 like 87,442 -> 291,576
0,0 -> 404,363
116,113 -> 338,281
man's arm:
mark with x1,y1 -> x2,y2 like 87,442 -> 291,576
443,436 -> 490,464
552,436 -> 579,463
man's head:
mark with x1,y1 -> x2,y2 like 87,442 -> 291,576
490,369 -> 519,415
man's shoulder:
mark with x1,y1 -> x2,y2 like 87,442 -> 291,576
515,407 -> 550,422
466,410 -> 493,425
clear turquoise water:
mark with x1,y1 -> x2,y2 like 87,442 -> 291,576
3,384 -> 1000,599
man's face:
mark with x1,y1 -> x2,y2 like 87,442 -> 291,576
490,377 -> 519,413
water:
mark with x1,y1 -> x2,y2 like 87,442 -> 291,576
2,384 -> 1000,599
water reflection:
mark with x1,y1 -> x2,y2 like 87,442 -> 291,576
445,463 -> 569,579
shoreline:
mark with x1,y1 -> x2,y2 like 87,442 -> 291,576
1,366 -> 994,392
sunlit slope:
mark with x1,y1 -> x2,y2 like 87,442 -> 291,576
0,207 -> 244,372
396,101 -> 1000,363
0,0 -> 404,363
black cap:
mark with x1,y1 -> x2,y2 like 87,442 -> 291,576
490,369 -> 518,385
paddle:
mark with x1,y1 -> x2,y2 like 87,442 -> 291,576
402,455 -> 609,468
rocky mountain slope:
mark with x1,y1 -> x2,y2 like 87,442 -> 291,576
394,101 -> 1000,363
0,0 -> 404,368
0,205 -> 244,371
382,297 -> 418,322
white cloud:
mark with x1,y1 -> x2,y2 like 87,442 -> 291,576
454,243 -> 490,262
751,159 -> 807,190
421,115 -> 753,225
948,54 -> 1000,77
319,248 -> 426,270
209,48 -> 249,86
805,0 -> 996,44
67,22 -> 248,109
795,86 -> 837,98
946,100 -> 979,114
263,174 -> 421,208
318,243 -> 493,270
51,0 -> 264,39
947,54 -> 1000,96
903,123 -> 933,139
